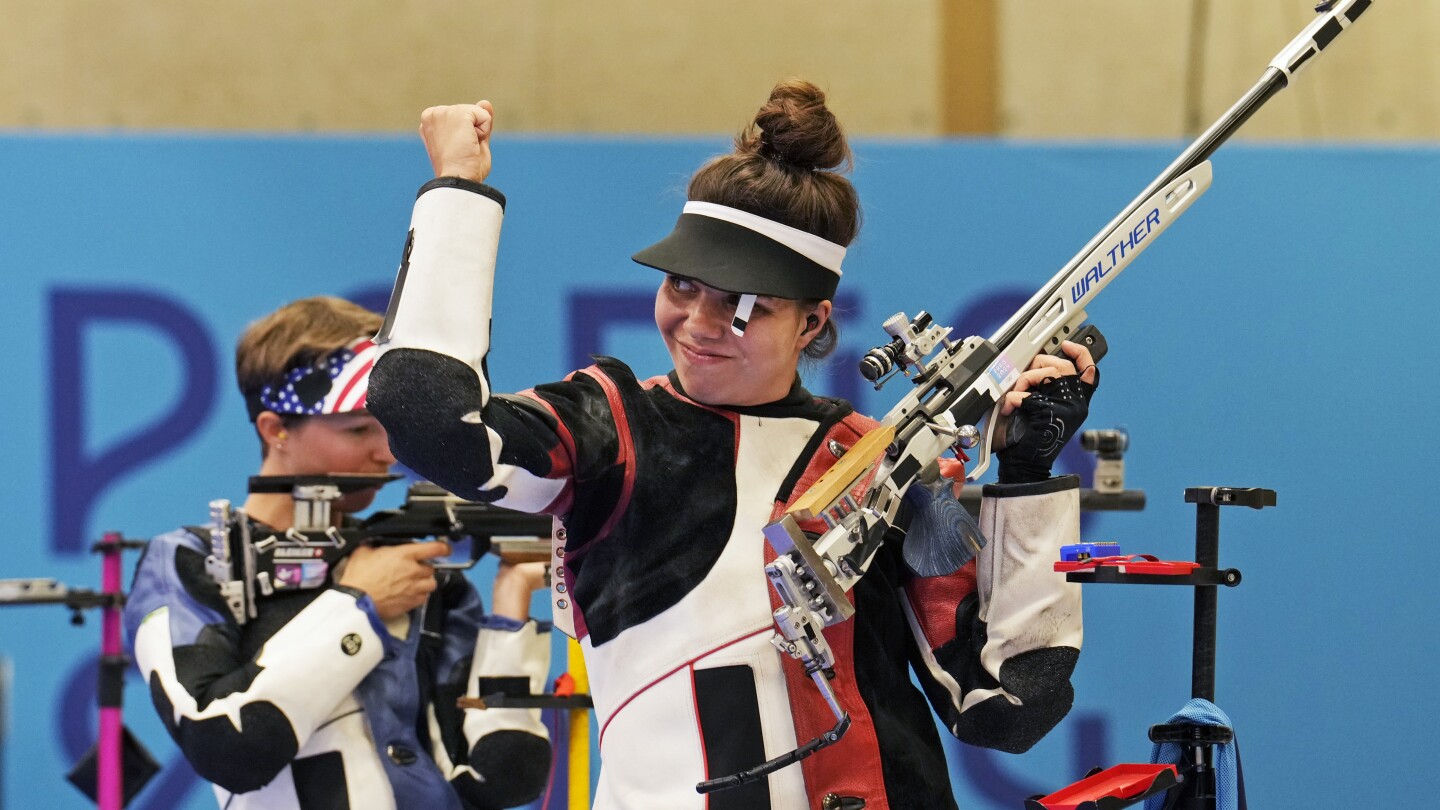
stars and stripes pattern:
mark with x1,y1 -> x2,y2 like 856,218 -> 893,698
257,338 -> 377,417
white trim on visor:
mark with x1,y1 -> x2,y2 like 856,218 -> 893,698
683,201 -> 845,277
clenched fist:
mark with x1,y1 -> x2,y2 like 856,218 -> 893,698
419,100 -> 495,183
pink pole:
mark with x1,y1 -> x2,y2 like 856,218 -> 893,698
97,531 -> 124,810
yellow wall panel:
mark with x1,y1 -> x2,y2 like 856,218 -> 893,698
0,1 -> 943,135
1,1 -> 1432,140
999,2 -> 1191,139
524,1 -> 941,135
999,0 -> 1434,141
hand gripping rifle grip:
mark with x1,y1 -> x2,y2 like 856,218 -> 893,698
1000,324 -> 1107,451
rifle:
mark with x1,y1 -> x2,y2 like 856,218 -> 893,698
697,0 -> 1372,793
206,475 -> 552,625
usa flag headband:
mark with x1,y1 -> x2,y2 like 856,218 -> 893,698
246,338 -> 377,422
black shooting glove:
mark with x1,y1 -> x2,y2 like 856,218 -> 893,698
997,371 -> 1098,484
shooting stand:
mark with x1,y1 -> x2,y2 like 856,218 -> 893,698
0,532 -> 158,809
1026,486 -> 1275,810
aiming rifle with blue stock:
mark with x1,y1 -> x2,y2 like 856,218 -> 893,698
698,0 -> 1372,794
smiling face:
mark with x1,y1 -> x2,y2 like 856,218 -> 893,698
655,275 -> 829,407
261,411 -> 396,513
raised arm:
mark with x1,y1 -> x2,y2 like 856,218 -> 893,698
368,102 -> 572,513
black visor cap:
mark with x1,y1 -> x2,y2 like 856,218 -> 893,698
632,214 -> 839,301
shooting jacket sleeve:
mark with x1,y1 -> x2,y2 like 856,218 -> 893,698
424,574 -> 552,809
369,178 -> 579,515
123,529 -> 388,794
901,475 -> 1083,753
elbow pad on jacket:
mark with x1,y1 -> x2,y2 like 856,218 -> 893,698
953,474 -> 1083,752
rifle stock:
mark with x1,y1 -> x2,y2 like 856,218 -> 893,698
786,425 -> 895,521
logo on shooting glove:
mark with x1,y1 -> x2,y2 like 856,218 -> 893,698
340,633 -> 363,656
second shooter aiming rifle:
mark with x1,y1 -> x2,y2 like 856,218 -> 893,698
698,0 -> 1373,794
206,474 -> 552,626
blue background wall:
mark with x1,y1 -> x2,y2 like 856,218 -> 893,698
0,133 -> 1435,808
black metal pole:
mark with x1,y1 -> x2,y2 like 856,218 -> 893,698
1177,501 -> 1224,810
1192,503 -> 1220,703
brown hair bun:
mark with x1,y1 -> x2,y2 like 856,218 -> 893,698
688,78 -> 861,248
684,79 -> 860,362
739,80 -> 852,174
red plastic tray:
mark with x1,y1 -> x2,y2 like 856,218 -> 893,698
1032,764 -> 1177,810
1054,555 -> 1200,576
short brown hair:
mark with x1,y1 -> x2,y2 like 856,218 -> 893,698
236,296 -> 382,405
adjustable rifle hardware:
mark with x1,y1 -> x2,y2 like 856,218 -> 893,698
205,475 -> 552,626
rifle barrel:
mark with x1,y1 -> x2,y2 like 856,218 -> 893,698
990,0 -> 1371,352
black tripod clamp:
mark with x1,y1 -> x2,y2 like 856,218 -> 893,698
1183,487 -> 1275,509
